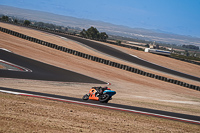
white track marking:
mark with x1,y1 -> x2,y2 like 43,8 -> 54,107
0,48 -> 12,53
0,59 -> 32,72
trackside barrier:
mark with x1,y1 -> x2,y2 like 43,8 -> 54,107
0,26 -> 199,91
31,24 -> 200,66
2,20 -> 200,65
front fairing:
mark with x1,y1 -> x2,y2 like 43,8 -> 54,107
103,90 -> 116,97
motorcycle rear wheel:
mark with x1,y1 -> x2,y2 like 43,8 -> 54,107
99,94 -> 110,103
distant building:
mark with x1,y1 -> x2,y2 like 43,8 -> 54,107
156,44 -> 159,49
144,48 -> 171,56
149,41 -> 160,49
149,44 -> 154,49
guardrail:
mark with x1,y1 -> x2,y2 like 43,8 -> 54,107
0,26 -> 199,91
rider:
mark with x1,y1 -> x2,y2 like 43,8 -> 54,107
98,86 -> 108,95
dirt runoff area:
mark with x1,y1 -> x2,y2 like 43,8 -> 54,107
0,65 -> 5,69
1,92 -> 200,133
0,22 -> 200,132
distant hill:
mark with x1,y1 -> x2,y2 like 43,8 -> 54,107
0,5 -> 200,47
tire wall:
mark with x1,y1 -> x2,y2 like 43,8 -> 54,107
0,26 -> 199,91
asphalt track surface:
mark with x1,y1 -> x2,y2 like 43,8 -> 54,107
49,31 -> 200,82
0,49 -> 105,84
0,87 -> 199,124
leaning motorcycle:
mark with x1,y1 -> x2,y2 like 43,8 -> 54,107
82,87 -> 116,103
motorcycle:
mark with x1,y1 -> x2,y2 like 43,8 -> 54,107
82,87 -> 116,103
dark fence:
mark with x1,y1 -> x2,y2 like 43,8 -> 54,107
0,26 -> 199,91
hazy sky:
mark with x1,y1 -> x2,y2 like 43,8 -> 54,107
1,0 -> 200,37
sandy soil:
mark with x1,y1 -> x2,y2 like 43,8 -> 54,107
0,23 -> 200,131
1,92 -> 200,133
0,65 -> 5,69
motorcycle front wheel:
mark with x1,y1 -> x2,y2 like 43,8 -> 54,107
82,94 -> 89,100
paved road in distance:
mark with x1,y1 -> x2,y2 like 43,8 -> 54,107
0,49 -> 105,84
